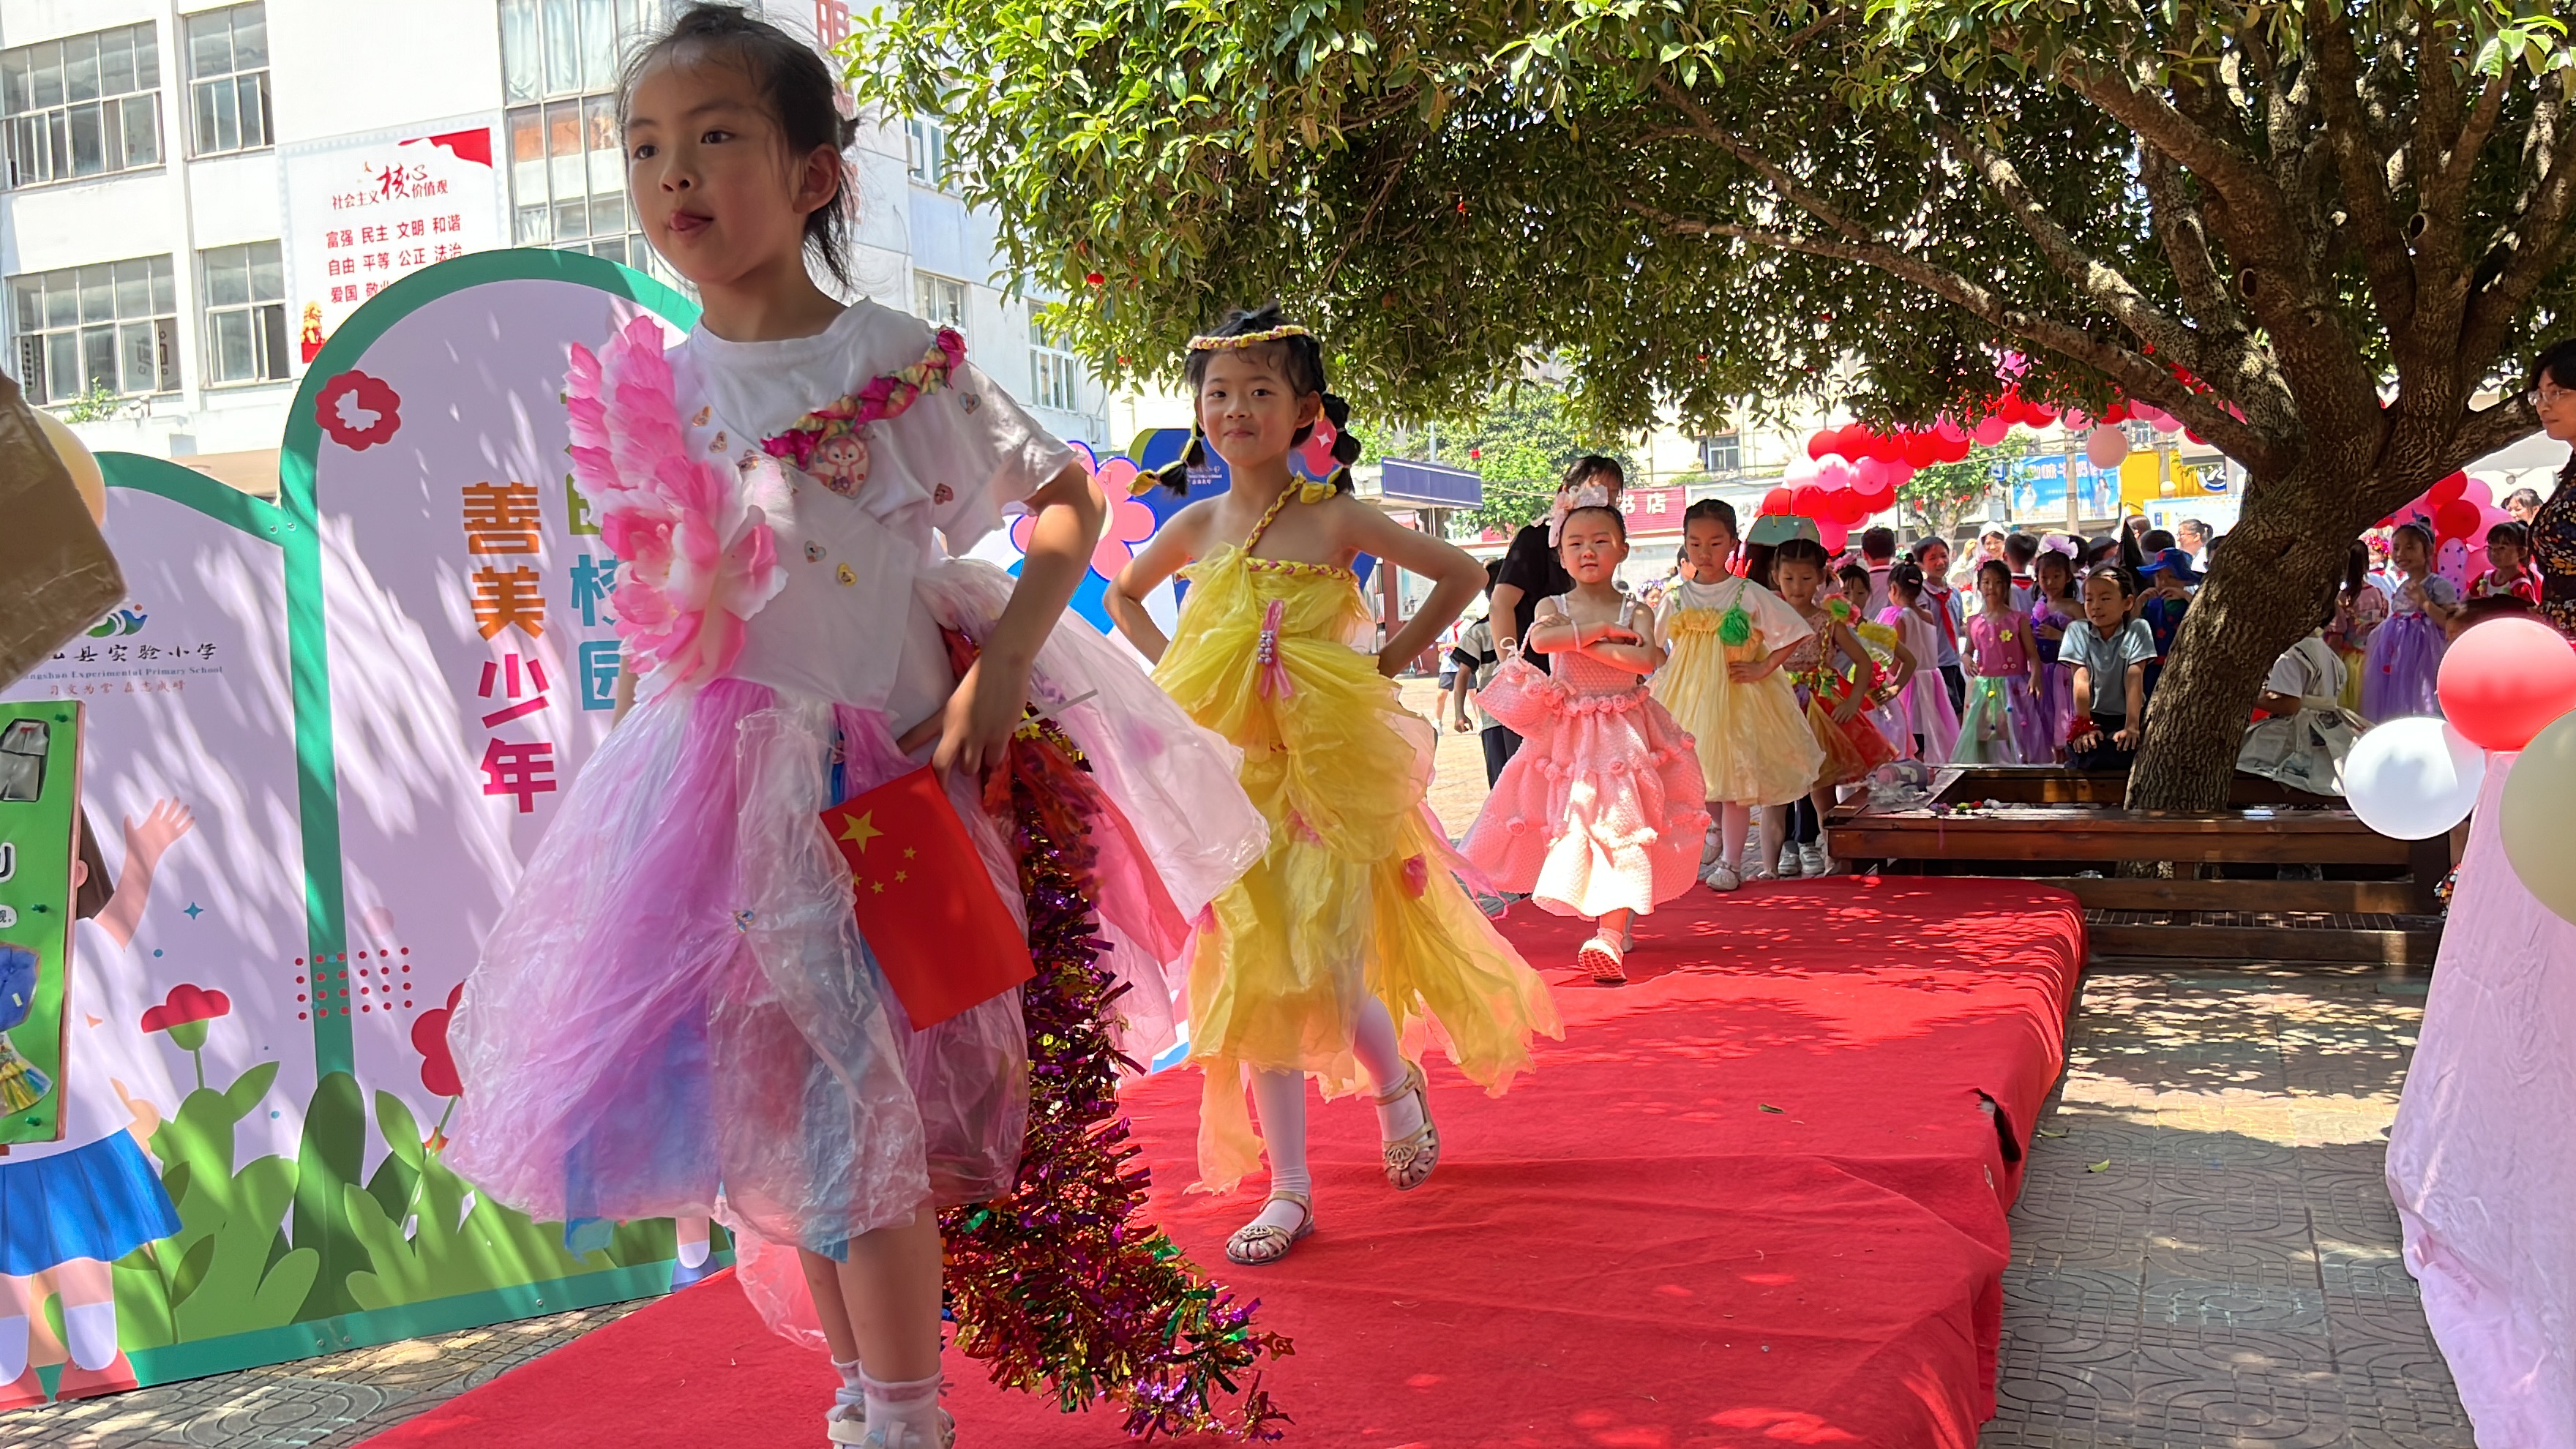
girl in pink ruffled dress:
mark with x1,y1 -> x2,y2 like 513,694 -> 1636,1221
445,13 -> 1265,1449
1461,506 -> 1710,984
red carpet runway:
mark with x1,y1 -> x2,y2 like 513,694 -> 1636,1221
364,878 -> 2082,1449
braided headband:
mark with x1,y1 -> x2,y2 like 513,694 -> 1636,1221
1186,323 -> 1313,351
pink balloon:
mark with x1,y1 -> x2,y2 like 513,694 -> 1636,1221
1817,518 -> 1851,553
2460,475 -> 2494,509
1972,416 -> 2010,446
1816,461 -> 1857,490
1933,419 -> 1969,443
2084,424 -> 2131,471
1853,457 -> 1893,487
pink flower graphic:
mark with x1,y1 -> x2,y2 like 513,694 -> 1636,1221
1013,490 -> 1160,581
316,370 -> 402,450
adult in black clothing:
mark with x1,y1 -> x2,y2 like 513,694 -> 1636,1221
1489,454 -> 1625,673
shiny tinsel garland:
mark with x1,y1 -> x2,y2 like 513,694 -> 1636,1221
936,721 -> 1292,1439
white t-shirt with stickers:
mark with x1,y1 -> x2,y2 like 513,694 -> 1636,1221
667,301 -> 1078,727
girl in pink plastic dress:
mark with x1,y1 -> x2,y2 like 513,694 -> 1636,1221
1461,505 -> 1710,984
444,12 -> 1268,1449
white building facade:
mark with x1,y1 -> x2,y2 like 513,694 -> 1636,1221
0,0 -> 1109,482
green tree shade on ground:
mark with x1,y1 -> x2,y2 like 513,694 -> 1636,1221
848,0 -> 2576,809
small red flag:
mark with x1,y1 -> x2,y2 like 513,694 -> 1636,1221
821,766 -> 1033,1029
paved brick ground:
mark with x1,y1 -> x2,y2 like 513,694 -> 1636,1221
0,683 -> 2476,1448
1983,966 -> 2471,1448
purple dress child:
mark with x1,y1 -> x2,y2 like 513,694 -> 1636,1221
2029,594 -> 2077,758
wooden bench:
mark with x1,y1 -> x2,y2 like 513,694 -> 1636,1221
1827,765 -> 2446,965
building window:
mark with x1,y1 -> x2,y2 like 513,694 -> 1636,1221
915,273 -> 966,333
906,116 -> 948,190
1,23 -> 162,189
499,0 -> 677,274
201,242 -> 288,385
10,256 -> 179,405
185,4 -> 270,157
1699,433 -> 1741,474
1029,313 -> 1079,413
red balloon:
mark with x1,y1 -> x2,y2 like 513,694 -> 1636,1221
1853,476 -> 1896,508
1900,432 -> 1939,468
1865,431 -> 1906,464
1817,518 -> 1851,553
2434,498 -> 2482,539
1807,431 -> 1838,462
1761,486 -> 1795,516
1831,424 -> 1867,460
1790,483 -> 1824,517
1833,488 -> 1873,525
2438,615 -> 2576,750
2101,401 -> 2131,424
2427,471 -> 2469,506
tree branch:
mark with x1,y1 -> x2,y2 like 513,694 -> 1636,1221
2310,12 -> 2416,337
2462,97 -> 2576,369
1932,121 -> 2204,361
2446,394 -> 2542,471
1622,198 -> 2280,468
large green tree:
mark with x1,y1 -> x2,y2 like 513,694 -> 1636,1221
851,0 -> 2576,809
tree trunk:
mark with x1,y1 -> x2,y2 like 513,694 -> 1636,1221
2125,479 -> 2356,812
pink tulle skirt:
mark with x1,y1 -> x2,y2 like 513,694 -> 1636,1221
1459,659 -> 1710,919
448,560 -> 1266,1292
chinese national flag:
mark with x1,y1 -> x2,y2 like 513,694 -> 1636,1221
820,766 -> 1033,1030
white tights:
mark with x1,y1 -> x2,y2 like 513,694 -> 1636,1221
1243,997 -> 1419,1233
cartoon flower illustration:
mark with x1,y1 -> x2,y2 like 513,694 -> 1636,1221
1008,459 -> 1160,580
315,369 -> 402,451
142,983 -> 231,1088
411,984 -> 463,1149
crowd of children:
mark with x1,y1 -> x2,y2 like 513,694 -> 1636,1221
424,14 -> 2575,1445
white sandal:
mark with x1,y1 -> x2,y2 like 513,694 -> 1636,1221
829,1407 -> 956,1448
1377,1060 -> 1442,1191
1224,1191 -> 1314,1265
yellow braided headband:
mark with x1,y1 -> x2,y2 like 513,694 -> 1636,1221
1186,323 -> 1312,351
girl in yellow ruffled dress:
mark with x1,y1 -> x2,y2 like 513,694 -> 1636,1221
1109,307 -> 1562,1268
1651,500 -> 1824,891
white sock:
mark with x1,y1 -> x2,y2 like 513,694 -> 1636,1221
1350,998 -> 1425,1141
861,1368 -> 943,1441
64,1300 -> 116,1371
0,1315 -> 24,1381
1718,803 -> 1752,869
1248,1068 -> 1312,1232
829,1355 -> 866,1429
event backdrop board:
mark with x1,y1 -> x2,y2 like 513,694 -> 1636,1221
0,251 -> 719,1405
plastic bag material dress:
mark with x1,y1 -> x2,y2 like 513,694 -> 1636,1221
1152,490 -> 1562,1194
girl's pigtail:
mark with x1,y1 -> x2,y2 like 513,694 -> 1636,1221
1151,423 -> 1210,496
1321,392 -> 1359,494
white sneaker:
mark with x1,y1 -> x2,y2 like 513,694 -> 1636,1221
1702,864 -> 1742,892
1776,845 -> 1804,879
1800,842 -> 1835,877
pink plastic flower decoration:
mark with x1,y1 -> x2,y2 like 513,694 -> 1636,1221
564,316 -> 787,692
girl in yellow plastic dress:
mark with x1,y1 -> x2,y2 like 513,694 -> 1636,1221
1108,307 -> 1561,1268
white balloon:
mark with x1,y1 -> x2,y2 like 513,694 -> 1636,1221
2343,715 -> 2486,839
2085,424 -> 2131,470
